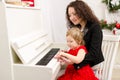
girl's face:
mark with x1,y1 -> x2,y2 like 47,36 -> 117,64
68,7 -> 82,25
66,35 -> 79,49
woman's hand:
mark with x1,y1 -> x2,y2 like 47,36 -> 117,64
60,56 -> 73,65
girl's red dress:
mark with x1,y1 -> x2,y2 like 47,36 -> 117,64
57,46 -> 98,80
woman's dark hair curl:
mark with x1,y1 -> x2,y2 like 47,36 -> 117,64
66,0 -> 99,28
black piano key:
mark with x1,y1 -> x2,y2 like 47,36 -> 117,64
36,48 -> 60,65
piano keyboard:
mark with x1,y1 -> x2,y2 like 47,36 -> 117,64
36,48 -> 60,65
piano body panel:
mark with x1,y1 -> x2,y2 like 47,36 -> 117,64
13,64 -> 53,80
12,39 -> 68,80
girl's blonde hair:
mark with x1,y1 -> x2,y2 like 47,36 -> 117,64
66,27 -> 85,45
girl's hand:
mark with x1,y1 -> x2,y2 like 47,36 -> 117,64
54,50 -> 63,61
54,50 -> 66,59
54,51 -> 61,59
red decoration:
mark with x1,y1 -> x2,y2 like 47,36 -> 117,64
113,29 -> 115,35
115,23 -> 120,29
21,0 -> 34,7
29,0 -> 34,7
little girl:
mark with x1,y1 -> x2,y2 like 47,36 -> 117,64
55,27 -> 98,80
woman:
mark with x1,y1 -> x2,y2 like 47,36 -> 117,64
65,0 -> 104,69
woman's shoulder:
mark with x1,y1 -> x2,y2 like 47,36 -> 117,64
87,21 -> 100,28
86,21 -> 102,32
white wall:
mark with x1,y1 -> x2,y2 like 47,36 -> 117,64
6,7 -> 42,40
47,0 -> 74,43
84,0 -> 106,20
40,0 -> 54,42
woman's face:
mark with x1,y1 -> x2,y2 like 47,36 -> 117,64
68,7 -> 82,25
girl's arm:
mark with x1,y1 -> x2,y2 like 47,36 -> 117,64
60,49 -> 86,64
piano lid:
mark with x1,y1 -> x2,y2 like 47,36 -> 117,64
11,31 -> 52,64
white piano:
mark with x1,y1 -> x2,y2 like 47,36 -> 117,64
11,31 -> 67,80
0,2 -> 67,80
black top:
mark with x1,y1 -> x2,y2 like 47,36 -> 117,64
74,21 -> 104,69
